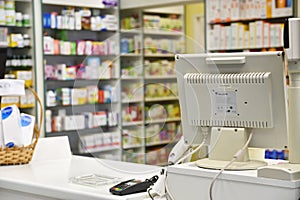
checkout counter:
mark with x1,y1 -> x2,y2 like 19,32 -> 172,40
1,136 -> 300,200
0,137 -> 160,200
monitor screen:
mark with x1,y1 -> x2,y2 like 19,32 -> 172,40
175,52 -> 288,150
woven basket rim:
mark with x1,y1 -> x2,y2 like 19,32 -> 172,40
0,87 -> 43,165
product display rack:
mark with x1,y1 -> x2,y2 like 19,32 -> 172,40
42,0 -> 121,160
206,0 -> 295,52
119,6 -> 184,166
2,0 -> 36,114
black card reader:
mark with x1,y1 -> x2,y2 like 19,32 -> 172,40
109,175 -> 158,196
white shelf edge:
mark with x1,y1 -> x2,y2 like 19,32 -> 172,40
121,77 -> 143,80
144,29 -> 184,36
121,0 -> 199,11
42,0 -> 109,9
144,54 -> 175,57
146,117 -> 181,124
80,145 -> 120,154
122,99 -> 143,103
209,46 -> 284,51
120,29 -> 142,34
144,75 -> 177,80
122,121 -> 144,126
123,144 -> 144,149
15,0 -> 31,2
120,53 -> 142,57
146,140 -> 172,147
145,97 -> 178,102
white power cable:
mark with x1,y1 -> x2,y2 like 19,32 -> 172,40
209,130 -> 254,200
164,127 -> 209,199
175,135 -> 208,165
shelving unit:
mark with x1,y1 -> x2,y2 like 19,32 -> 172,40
42,0 -> 121,161
119,5 -> 184,166
206,0 -> 295,52
1,0 -> 36,113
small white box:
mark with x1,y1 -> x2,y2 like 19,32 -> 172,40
2,105 -> 23,147
21,113 -> 35,146
231,23 -> 239,49
63,115 -> 85,131
43,36 -> 54,54
263,22 -> 270,48
93,112 -> 107,127
249,22 -> 256,48
255,21 -> 264,48
214,25 -> 221,49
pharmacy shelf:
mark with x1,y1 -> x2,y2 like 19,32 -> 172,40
2,0 -> 36,116
119,5 -> 184,165
205,2 -> 295,53
42,1 -> 120,160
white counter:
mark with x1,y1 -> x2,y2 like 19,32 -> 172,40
167,161 -> 300,200
0,137 -> 160,200
0,156 -> 160,200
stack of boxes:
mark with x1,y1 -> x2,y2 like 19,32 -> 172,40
207,0 -> 292,51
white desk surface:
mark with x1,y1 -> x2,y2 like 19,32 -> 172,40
0,156 -> 160,200
167,161 -> 300,200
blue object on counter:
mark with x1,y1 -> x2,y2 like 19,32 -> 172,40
6,142 -> 14,148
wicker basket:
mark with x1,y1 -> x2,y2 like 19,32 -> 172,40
0,87 -> 43,165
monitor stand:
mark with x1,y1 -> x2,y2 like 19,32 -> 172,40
196,127 -> 267,170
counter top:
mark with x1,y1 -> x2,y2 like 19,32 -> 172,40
0,156 -> 160,200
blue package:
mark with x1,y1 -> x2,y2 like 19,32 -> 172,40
43,13 -> 51,28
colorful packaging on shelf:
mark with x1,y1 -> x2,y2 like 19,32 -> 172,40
19,89 -> 35,108
20,113 -> 35,146
2,105 -> 23,147
86,86 -> 98,104
13,70 -> 32,87
83,112 -> 93,129
108,112 -> 117,126
63,115 -> 85,131
0,1 -> 5,25
43,36 -> 54,54
71,88 -> 87,105
93,111 -> 107,127
1,96 -> 19,107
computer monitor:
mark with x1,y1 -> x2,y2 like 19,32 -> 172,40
175,52 -> 288,170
